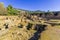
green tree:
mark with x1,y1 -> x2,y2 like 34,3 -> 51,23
7,5 -> 18,15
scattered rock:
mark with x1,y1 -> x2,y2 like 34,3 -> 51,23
18,24 -> 23,28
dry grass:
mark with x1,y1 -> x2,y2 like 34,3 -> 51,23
0,16 -> 60,40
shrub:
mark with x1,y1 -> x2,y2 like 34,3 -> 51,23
0,28 -> 1,30
4,23 -> 9,29
6,17 -> 8,20
26,23 -> 33,30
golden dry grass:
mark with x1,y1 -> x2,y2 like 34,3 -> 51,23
0,16 -> 60,40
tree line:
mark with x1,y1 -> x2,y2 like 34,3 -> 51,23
0,3 -> 60,16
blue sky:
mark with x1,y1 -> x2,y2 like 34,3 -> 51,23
0,0 -> 60,11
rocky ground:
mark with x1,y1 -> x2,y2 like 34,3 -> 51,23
0,16 -> 60,40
